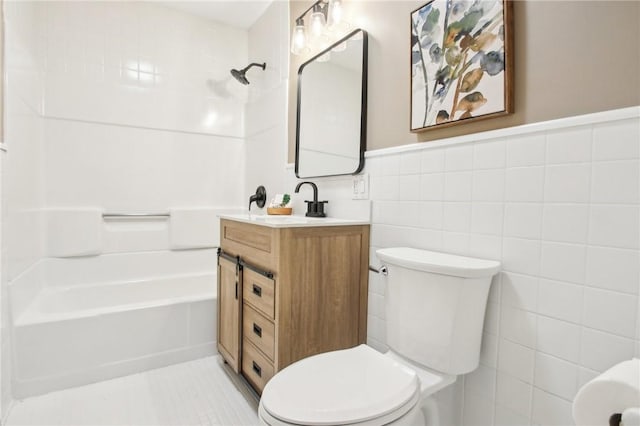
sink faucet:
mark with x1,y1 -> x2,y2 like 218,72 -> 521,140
295,181 -> 328,218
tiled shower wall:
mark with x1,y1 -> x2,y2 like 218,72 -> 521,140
41,1 -> 247,220
288,107 -> 640,426
3,0 -> 47,419
245,0 -> 289,200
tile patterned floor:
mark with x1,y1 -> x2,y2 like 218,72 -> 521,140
7,357 -> 259,425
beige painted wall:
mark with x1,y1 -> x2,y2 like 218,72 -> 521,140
1,2 -> 4,143
288,0 -> 640,161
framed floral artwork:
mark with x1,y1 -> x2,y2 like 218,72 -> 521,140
410,0 -> 513,132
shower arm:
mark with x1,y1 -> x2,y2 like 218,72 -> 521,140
242,62 -> 266,73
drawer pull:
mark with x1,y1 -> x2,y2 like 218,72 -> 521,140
253,323 -> 262,338
252,361 -> 262,377
252,284 -> 262,297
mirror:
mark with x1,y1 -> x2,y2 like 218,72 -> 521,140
295,29 -> 368,178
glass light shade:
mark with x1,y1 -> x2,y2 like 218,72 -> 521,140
327,0 -> 343,27
309,5 -> 326,38
291,19 -> 307,54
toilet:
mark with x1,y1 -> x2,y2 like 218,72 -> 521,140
258,247 -> 501,426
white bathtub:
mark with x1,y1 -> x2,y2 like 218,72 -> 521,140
16,274 -> 215,325
11,252 -> 218,398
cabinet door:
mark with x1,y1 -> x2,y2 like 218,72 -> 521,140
217,255 -> 242,372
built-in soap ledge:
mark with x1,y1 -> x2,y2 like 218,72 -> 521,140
217,213 -> 369,228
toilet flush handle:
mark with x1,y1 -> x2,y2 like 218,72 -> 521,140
368,265 -> 388,276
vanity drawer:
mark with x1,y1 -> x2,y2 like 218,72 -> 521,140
243,268 -> 275,319
243,304 -> 275,361
242,340 -> 275,394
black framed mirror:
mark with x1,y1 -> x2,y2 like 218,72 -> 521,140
295,29 -> 368,178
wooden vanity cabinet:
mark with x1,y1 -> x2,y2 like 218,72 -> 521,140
217,254 -> 241,373
217,219 -> 370,394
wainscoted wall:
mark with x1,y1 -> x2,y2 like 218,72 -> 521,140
288,0 -> 640,156
286,107 -> 640,426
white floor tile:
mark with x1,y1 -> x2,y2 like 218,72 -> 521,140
7,357 -> 259,426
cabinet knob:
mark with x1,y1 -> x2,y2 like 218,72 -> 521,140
252,361 -> 262,377
252,284 -> 262,297
253,323 -> 262,337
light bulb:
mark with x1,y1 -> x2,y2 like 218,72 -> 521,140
291,18 -> 306,54
327,0 -> 343,28
309,4 -> 326,38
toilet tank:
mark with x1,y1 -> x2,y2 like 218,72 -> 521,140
376,248 -> 500,375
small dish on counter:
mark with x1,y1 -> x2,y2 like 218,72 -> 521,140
267,207 -> 292,215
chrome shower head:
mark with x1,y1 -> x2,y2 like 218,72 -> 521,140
230,62 -> 266,85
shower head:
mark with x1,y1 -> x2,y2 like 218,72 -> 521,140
230,62 -> 266,85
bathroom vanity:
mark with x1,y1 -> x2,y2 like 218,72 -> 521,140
217,214 -> 370,394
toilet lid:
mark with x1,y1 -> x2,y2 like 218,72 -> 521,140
260,345 -> 420,425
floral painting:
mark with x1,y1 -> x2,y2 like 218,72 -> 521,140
411,0 -> 513,132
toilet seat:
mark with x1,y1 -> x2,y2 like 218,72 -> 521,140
259,345 -> 421,426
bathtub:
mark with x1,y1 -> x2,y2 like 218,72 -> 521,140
11,254 -> 218,398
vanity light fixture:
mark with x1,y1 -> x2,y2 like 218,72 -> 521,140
309,3 -> 326,38
291,17 -> 307,55
291,0 -> 348,55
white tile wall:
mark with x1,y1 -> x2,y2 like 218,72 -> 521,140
244,1 -> 289,206
4,0 -> 271,411
42,2 -> 248,137
4,0 -> 47,419
286,109 -> 640,426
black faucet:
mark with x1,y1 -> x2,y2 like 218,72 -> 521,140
295,181 -> 328,218
249,186 -> 267,211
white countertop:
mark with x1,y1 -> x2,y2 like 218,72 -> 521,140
218,213 -> 369,228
